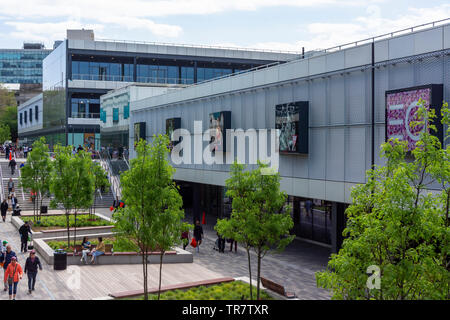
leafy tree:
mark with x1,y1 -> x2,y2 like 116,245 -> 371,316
113,138 -> 157,300
216,162 -> 257,299
316,100 -> 450,300
145,134 -> 186,300
0,86 -> 17,142
216,161 -> 294,300
90,161 -> 110,219
0,124 -> 11,144
50,145 -> 94,247
19,137 -> 53,222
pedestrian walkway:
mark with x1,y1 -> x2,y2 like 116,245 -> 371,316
103,210 -> 332,300
0,211 -> 226,300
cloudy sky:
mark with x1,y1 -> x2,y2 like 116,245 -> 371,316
0,0 -> 448,52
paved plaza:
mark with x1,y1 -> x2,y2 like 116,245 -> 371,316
0,205 -> 331,300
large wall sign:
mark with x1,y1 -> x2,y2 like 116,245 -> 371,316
209,111 -> 231,153
133,122 -> 146,149
385,84 -> 443,151
275,101 -> 309,154
166,117 -> 181,150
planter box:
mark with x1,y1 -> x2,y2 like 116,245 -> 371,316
12,216 -> 114,239
34,238 -> 193,265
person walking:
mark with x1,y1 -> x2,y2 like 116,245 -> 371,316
19,221 -> 32,253
1,199 -> 8,222
23,146 -> 28,158
10,194 -> 18,212
7,178 -> 14,196
181,230 -> 189,250
1,244 -> 17,292
24,250 -> 42,294
228,238 -> 237,252
193,220 -> 203,253
5,145 -> 9,160
305,199 -> 312,218
8,157 -> 16,175
4,256 -> 23,300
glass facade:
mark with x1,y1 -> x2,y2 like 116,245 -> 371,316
136,64 -> 178,84
197,67 -> 232,82
71,96 -> 100,118
72,60 -> 134,82
43,43 -> 66,130
0,49 -> 51,84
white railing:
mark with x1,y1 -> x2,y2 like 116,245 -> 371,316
186,18 -> 450,88
0,162 -> 4,203
94,38 -> 303,55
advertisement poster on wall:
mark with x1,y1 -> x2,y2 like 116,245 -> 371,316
166,117 -> 181,150
83,133 -> 95,150
385,84 -> 443,151
275,101 -> 309,154
209,111 -> 231,154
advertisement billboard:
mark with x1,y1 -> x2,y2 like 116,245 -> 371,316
385,84 -> 443,151
275,101 -> 309,154
133,122 -> 146,149
166,117 -> 181,150
209,111 -> 231,154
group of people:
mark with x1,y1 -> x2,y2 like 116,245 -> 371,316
181,219 -> 238,254
79,237 -> 105,265
0,240 -> 43,300
1,178 -> 20,222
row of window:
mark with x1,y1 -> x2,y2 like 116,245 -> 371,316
19,105 -> 39,126
0,51 -> 50,60
100,105 -> 130,123
0,62 -> 43,68
71,60 -> 242,84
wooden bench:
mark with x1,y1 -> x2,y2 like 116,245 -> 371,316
260,277 -> 296,299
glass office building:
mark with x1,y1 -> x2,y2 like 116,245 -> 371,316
0,47 -> 51,84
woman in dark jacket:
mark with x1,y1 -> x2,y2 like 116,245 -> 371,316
24,250 -> 42,294
193,220 -> 203,253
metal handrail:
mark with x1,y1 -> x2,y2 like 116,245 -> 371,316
186,18 -> 450,88
71,74 -> 194,84
0,161 -> 4,203
94,38 -> 303,55
316,18 -> 450,54
96,150 -> 122,200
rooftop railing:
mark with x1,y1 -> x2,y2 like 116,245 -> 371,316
186,18 -> 450,88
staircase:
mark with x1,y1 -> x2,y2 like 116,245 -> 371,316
0,159 -> 119,212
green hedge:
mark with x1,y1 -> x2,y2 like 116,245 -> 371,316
22,214 -> 111,228
123,281 -> 274,300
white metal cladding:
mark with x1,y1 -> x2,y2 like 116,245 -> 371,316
129,24 -> 450,203
18,93 -> 43,134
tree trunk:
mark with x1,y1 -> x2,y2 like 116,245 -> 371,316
144,252 -> 149,300
256,247 -> 261,300
246,246 -> 253,300
73,211 -> 77,248
158,251 -> 164,300
142,251 -> 147,300
66,212 -> 70,248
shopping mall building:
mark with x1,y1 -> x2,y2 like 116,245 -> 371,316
128,21 -> 450,252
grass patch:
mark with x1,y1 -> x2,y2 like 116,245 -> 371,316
46,237 -> 139,252
22,214 -> 111,231
122,281 -> 274,300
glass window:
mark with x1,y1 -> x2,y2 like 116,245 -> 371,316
35,105 -> 38,120
24,110 -> 27,123
181,67 -> 194,84
29,108 -> 33,123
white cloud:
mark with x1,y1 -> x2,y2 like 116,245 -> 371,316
229,4 -> 450,52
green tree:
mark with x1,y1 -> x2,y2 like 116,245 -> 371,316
146,134 -> 186,300
50,145 -> 94,247
216,162 -> 258,299
90,161 -> 110,219
216,161 -> 294,300
0,124 -> 11,144
0,86 -> 17,142
316,100 -> 450,300
113,138 -> 157,300
19,137 -> 53,222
